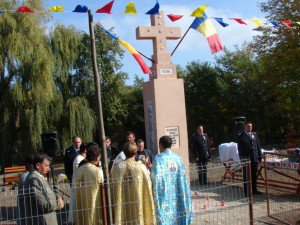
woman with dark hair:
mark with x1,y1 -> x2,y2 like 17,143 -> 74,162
74,142 -> 104,225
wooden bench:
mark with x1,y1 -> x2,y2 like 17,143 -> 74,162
3,166 -> 26,189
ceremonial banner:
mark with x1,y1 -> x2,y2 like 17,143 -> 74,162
48,6 -> 64,12
73,5 -> 88,13
146,1 -> 160,15
96,1 -> 114,14
124,2 -> 137,14
102,28 -> 152,74
214,18 -> 229,27
230,18 -> 247,25
167,14 -> 183,22
190,13 -> 223,54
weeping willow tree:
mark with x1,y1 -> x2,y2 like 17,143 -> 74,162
49,25 -> 97,149
0,0 -> 55,167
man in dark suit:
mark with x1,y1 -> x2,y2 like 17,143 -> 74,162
101,136 -> 119,172
64,136 -> 82,184
238,122 -> 262,195
193,124 -> 211,185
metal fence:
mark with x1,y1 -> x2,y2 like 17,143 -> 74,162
0,161 -> 253,225
262,152 -> 300,224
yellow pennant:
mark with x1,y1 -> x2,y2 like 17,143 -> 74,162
251,19 -> 263,26
125,2 -> 137,14
296,22 -> 300,26
190,5 -> 207,17
48,6 -> 64,12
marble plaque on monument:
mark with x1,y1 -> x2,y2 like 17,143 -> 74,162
165,127 -> 180,148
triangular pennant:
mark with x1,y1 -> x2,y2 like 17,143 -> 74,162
296,22 -> 300,26
124,2 -> 137,14
230,18 -> 247,25
214,18 -> 229,27
0,10 -> 4,14
190,5 -> 207,17
17,6 -> 33,13
73,5 -> 88,13
251,19 -> 263,26
146,1 -> 159,15
269,20 -> 279,27
280,21 -> 292,28
96,1 -> 114,14
167,14 -> 183,22
48,6 -> 64,12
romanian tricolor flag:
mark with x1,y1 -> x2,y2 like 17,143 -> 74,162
102,28 -> 152,74
190,13 -> 223,54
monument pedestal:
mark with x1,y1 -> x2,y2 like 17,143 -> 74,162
143,78 -> 189,171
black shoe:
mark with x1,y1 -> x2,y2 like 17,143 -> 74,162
253,190 -> 262,194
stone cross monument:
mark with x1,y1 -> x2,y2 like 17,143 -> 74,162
136,11 -> 190,170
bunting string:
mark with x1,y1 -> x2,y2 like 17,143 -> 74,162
0,3 -> 299,28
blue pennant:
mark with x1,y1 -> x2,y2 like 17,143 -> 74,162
214,18 -> 229,27
269,20 -> 279,27
0,9 -> 4,14
73,5 -> 88,13
146,1 -> 160,15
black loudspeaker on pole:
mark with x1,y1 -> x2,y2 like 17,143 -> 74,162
231,116 -> 246,142
41,132 -> 60,158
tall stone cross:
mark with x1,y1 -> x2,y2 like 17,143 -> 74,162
136,11 -> 181,79
136,11 -> 190,172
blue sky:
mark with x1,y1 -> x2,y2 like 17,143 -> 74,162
44,0 -> 266,84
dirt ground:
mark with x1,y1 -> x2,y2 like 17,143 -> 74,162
0,162 -> 299,225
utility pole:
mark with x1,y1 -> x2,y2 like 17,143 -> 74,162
88,9 -> 112,225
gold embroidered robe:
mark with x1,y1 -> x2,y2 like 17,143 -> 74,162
74,163 -> 104,225
111,158 -> 156,225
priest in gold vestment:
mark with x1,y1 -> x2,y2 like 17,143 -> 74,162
74,142 -> 104,225
111,141 -> 156,225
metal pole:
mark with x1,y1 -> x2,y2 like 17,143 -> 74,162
264,154 -> 270,216
88,10 -> 112,225
247,162 -> 254,225
171,27 -> 190,56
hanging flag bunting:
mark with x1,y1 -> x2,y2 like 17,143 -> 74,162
17,6 -> 33,13
251,19 -> 263,26
296,22 -> 300,26
146,1 -> 160,15
167,14 -> 183,22
48,6 -> 64,12
101,27 -> 152,74
214,18 -> 229,27
280,21 -> 292,28
269,20 -> 279,27
96,1 -> 114,14
230,18 -> 247,25
0,9 -> 4,14
73,5 -> 88,13
124,2 -> 137,14
190,13 -> 223,54
190,5 -> 207,17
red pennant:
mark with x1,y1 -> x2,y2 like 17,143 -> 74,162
17,6 -> 33,13
96,1 -> 114,14
230,18 -> 247,25
167,14 -> 183,22
280,21 -> 292,28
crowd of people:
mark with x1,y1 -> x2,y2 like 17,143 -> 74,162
17,133 -> 193,225
16,121 -> 261,225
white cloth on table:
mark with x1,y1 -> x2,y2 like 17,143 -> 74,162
218,142 -> 240,162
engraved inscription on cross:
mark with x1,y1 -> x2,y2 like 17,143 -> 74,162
136,11 -> 181,79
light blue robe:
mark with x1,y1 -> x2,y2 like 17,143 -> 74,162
151,149 -> 193,225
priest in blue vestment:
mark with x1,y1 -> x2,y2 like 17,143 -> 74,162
151,135 -> 193,225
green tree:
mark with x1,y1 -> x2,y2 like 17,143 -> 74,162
72,24 -> 129,144
0,0 -> 55,167
252,0 -> 300,134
